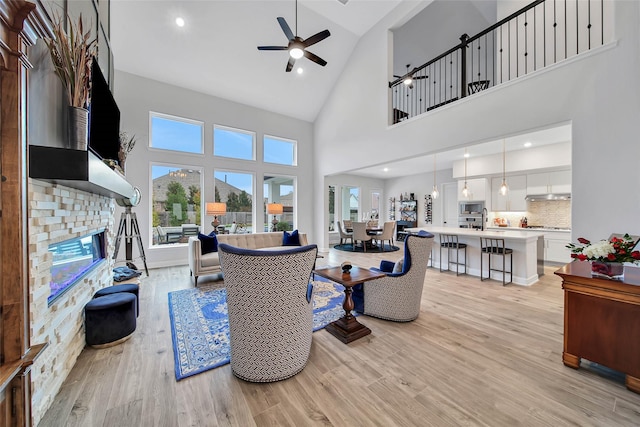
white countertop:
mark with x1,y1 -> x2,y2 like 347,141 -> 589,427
406,226 -> 544,240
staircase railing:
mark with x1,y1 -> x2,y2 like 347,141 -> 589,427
390,0 -> 610,124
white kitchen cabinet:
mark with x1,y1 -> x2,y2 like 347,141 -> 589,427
527,170 -> 571,194
490,175 -> 527,211
543,231 -> 572,263
458,178 -> 489,201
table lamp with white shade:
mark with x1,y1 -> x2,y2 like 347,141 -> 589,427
206,202 -> 227,229
267,203 -> 283,232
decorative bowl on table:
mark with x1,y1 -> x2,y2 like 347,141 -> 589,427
341,261 -> 353,274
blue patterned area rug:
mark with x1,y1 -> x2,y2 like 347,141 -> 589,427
168,280 -> 347,380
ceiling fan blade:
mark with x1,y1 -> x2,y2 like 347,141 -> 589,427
277,17 -> 295,41
302,29 -> 330,48
257,46 -> 288,51
286,56 -> 295,72
304,50 -> 327,67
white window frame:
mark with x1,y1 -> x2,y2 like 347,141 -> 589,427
149,112 -> 204,155
263,134 -> 297,166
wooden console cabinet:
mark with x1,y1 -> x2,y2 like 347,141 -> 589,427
555,262 -> 640,393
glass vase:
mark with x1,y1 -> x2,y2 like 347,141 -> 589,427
591,261 -> 624,280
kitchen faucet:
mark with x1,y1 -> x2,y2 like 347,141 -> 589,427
481,208 -> 488,231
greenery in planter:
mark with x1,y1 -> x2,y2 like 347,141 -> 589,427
44,13 -> 97,108
276,221 -> 292,232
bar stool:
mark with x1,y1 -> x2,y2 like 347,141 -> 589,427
439,234 -> 467,275
480,237 -> 513,285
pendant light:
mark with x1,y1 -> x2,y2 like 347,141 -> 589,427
461,149 -> 469,198
431,154 -> 439,199
499,139 -> 509,196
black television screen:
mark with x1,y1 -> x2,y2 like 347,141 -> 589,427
89,60 -> 120,161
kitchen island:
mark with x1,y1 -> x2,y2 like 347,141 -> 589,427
406,226 -> 544,285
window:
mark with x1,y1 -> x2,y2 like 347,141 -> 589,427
214,171 -> 254,233
151,165 -> 202,245
214,125 -> 255,161
264,135 -> 296,166
264,176 -> 295,232
342,186 -> 359,222
371,190 -> 381,220
150,113 -> 204,154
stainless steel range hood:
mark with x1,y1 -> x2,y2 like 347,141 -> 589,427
525,193 -> 571,201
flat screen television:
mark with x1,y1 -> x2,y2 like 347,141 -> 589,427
88,59 -> 120,161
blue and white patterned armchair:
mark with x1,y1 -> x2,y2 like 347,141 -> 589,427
353,232 -> 434,322
218,243 -> 318,382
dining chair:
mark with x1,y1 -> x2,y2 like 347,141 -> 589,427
374,221 -> 395,251
337,220 -> 353,247
343,220 -> 353,230
352,222 -> 372,252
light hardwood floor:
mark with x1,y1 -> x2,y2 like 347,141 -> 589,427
39,245 -> 640,426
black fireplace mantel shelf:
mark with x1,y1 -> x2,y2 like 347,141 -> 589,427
29,146 -> 135,200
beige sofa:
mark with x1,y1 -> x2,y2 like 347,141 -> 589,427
188,232 -> 309,286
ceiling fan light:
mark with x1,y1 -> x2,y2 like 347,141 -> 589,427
403,77 -> 413,86
289,47 -> 304,59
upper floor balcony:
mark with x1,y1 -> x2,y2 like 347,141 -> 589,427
390,0 -> 613,125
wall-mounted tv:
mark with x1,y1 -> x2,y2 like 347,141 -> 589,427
89,59 -> 120,162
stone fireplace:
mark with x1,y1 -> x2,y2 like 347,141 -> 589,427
28,179 -> 116,421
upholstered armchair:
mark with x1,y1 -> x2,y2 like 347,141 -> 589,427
218,243 -> 318,382
353,232 -> 434,322
337,220 -> 353,246
352,221 -> 373,252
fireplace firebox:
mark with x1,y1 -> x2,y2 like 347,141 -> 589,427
48,230 -> 106,304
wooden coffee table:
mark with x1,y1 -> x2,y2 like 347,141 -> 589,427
312,266 -> 385,344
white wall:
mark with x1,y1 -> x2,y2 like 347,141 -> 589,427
393,0 -> 495,76
384,169 -> 454,228
314,1 -> 640,247
114,72 -> 314,268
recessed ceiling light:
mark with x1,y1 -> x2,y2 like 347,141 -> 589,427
524,141 -> 532,147
463,152 -> 470,158
175,17 -> 185,27
296,67 -> 303,75
383,167 -> 389,172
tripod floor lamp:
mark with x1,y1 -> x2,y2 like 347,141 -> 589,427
267,203 -> 283,232
206,202 -> 227,231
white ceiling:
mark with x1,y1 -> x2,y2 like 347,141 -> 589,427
110,0 -> 403,123
346,124 -> 572,179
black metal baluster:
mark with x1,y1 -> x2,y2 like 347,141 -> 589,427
534,5 -> 537,71
601,0 -> 603,45
460,34 -> 468,98
576,0 -> 579,54
587,0 -> 591,49
524,11 -> 528,75
553,0 -> 557,63
564,0 -> 567,59
499,26 -> 503,83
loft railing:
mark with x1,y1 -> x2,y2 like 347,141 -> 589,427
390,0 -> 611,124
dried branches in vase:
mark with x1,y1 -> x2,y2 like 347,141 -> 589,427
44,12 -> 97,150
118,132 -> 137,172
44,13 -> 96,109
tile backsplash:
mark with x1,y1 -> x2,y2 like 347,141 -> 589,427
490,200 -> 571,228
527,200 -> 571,228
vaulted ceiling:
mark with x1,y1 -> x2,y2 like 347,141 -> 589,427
110,0 -> 403,123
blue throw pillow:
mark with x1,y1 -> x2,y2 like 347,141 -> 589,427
283,229 -> 301,246
417,230 -> 434,238
198,233 -> 218,254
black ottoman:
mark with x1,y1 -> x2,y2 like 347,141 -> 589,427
94,283 -> 140,317
85,293 -> 137,348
